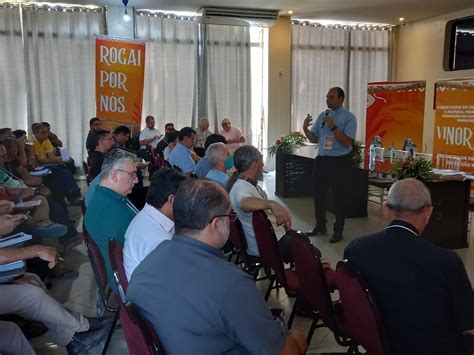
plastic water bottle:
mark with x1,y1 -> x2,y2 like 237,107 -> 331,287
369,144 -> 376,171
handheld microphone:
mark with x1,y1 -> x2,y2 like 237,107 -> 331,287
321,110 -> 330,128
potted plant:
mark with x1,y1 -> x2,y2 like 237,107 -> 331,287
268,132 -> 306,157
389,155 -> 434,182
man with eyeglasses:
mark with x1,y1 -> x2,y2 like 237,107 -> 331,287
344,178 -> 474,355
128,179 -> 307,355
85,149 -> 139,291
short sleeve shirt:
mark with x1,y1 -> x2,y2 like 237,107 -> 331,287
139,128 -> 162,149
310,107 -> 357,157
219,126 -> 245,150
168,143 -> 196,174
31,138 -> 54,161
229,179 -> 266,256
123,203 -> 174,280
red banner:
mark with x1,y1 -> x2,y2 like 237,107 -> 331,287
96,35 -> 145,126
366,81 -> 426,152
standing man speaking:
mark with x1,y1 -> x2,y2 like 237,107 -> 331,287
302,87 -> 357,243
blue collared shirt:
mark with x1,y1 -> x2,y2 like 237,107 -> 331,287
195,156 -> 212,178
168,143 -> 195,174
310,106 -> 357,156
206,169 -> 229,187
128,234 -> 286,355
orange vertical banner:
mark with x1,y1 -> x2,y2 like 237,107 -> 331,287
95,35 -> 145,125
366,81 -> 425,151
433,78 -> 474,173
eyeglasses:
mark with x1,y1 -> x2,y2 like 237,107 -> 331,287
209,212 -> 237,224
116,169 -> 138,179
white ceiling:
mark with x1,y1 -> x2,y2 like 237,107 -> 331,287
46,0 -> 474,25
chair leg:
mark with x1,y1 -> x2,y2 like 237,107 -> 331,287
287,298 -> 299,329
264,278 -> 275,301
101,309 -> 120,355
306,316 -> 319,344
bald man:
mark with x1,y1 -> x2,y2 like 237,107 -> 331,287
344,178 -> 474,355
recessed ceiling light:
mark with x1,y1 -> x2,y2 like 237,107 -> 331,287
288,10 -> 293,15
399,17 -> 405,22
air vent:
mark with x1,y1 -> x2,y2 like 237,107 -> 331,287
199,7 -> 279,27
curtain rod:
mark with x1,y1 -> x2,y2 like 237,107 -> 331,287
292,20 -> 392,31
0,2 -> 104,13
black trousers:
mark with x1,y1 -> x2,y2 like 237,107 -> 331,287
312,154 -> 352,233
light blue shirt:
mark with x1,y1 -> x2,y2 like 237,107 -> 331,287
168,143 -> 195,174
310,107 -> 357,157
195,157 -> 213,178
206,169 -> 229,187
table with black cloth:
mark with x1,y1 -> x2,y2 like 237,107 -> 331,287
275,145 -> 368,218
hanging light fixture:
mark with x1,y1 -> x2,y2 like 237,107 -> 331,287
122,0 -> 131,22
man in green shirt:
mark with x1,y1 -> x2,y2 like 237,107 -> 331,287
85,149 -> 139,289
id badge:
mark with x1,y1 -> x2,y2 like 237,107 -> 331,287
323,135 -> 334,150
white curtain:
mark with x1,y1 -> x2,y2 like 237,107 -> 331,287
22,6 -> 103,164
206,24 -> 252,139
0,5 -> 27,130
136,14 -> 197,130
291,24 -> 389,141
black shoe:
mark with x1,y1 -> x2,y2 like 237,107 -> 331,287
306,226 -> 327,236
330,232 -> 343,243
66,319 -> 113,355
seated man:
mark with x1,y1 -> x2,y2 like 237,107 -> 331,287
128,179 -> 307,355
112,125 -> 131,148
0,216 -> 112,355
85,149 -> 139,289
86,117 -> 102,156
155,122 -> 175,158
139,115 -> 162,160
344,178 -> 474,355
194,133 -> 227,178
204,142 -> 231,187
123,168 -> 188,280
89,130 -> 113,179
193,117 -> 211,157
227,145 -> 292,257
162,130 -> 179,161
168,127 -> 199,175
219,117 -> 245,150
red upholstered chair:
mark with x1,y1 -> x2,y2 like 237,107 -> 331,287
291,235 -> 353,345
83,160 -> 92,185
82,226 -> 119,354
146,144 -> 170,170
108,239 -> 165,355
252,210 -> 300,328
336,260 -> 392,355
227,217 -> 264,280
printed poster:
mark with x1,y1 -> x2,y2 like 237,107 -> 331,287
96,35 -> 145,127
433,78 -> 474,172
366,81 -> 426,153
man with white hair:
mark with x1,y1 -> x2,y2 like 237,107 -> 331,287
85,149 -> 139,289
205,142 -> 231,187
194,117 -> 211,155
344,178 -> 474,355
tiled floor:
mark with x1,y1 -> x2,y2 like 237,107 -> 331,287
31,173 -> 474,354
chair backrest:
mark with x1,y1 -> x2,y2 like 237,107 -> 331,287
82,224 -> 118,312
436,153 -> 461,171
336,260 -> 392,355
389,149 -> 408,164
146,144 -> 161,169
252,210 -> 287,288
291,235 -> 336,330
108,238 -> 128,305
120,302 -> 165,355
374,147 -> 385,162
83,160 -> 92,185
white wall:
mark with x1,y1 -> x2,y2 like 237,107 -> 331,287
393,6 -> 474,152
